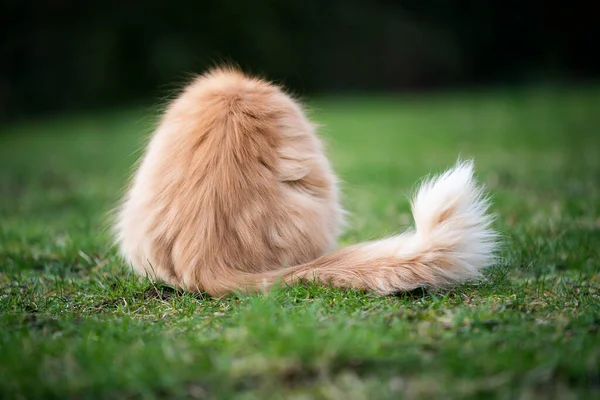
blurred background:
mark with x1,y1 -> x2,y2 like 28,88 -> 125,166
2,0 -> 598,122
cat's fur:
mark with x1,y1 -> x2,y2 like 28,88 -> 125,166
115,67 -> 497,297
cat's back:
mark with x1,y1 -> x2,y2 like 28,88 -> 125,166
117,68 -> 342,290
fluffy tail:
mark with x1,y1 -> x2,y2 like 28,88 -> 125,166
217,160 -> 498,296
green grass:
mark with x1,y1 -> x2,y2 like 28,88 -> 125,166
1,85 -> 599,399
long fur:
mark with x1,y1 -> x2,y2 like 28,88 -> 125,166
115,67 -> 498,297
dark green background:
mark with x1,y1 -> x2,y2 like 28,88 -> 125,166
2,0 -> 598,120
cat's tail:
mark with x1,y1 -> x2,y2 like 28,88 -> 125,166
206,160 -> 498,296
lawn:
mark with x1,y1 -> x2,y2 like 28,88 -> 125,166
1,85 -> 599,399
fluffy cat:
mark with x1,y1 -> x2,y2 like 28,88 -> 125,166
115,67 -> 497,297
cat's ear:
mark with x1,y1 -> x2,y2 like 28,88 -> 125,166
277,146 -> 313,181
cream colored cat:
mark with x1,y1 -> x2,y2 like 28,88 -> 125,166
115,67 -> 497,297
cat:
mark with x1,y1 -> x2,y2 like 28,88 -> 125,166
114,67 -> 497,297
